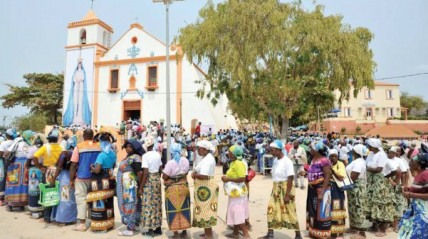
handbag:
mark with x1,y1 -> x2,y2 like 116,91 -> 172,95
246,168 -> 256,182
333,171 -> 355,191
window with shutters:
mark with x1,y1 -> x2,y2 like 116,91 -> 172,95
386,90 -> 393,100
146,65 -> 158,91
364,89 -> 373,99
109,69 -> 119,92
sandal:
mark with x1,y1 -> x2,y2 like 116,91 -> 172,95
72,223 -> 87,232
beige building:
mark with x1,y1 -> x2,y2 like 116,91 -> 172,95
321,81 -> 402,134
336,81 -> 401,122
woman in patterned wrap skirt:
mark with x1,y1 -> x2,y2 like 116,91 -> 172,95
191,140 -> 218,239
345,144 -> 368,239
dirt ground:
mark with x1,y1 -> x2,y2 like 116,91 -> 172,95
1,162 -> 400,239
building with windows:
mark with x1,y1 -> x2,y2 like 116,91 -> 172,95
321,81 -> 402,133
62,10 -> 237,131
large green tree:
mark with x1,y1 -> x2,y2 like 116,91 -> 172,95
179,0 -> 375,137
1,73 -> 63,124
400,91 -> 426,115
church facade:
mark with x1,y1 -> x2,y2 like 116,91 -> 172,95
62,10 -> 237,131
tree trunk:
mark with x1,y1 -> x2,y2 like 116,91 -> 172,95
53,110 -> 58,125
280,114 -> 289,139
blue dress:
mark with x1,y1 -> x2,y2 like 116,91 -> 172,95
55,170 -> 77,223
55,151 -> 77,223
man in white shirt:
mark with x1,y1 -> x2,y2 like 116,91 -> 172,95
288,140 -> 307,189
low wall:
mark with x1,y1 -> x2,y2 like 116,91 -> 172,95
388,120 -> 428,133
322,119 -> 376,134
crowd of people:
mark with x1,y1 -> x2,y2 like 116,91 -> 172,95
0,126 -> 427,239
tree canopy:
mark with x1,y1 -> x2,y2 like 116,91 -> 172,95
1,73 -> 63,124
179,0 -> 375,137
400,91 -> 427,115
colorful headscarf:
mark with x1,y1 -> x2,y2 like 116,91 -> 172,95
47,128 -> 60,141
413,153 -> 428,169
22,130 -> 34,145
311,140 -> 328,156
66,135 -> 77,150
229,145 -> 243,160
6,128 -> 15,138
124,139 -> 144,156
269,140 -> 283,150
171,143 -> 182,163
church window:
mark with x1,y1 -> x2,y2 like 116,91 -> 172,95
148,66 -> 157,86
80,29 -> 87,44
103,31 -> 107,46
146,66 -> 158,91
109,69 -> 119,92
131,36 -> 138,44
107,33 -> 112,48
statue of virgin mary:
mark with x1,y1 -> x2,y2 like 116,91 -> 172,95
63,60 -> 92,126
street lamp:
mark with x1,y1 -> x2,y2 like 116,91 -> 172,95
153,0 -> 184,161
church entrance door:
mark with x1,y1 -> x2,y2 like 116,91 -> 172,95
123,100 -> 141,121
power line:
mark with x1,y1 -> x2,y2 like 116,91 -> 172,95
376,72 -> 428,81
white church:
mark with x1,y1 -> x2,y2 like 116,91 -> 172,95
62,10 -> 237,132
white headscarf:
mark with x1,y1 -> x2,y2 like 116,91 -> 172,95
328,149 -> 338,156
367,138 -> 381,149
197,140 -> 214,152
353,144 -> 368,158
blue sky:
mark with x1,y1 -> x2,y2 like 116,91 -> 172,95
1,0 -> 427,125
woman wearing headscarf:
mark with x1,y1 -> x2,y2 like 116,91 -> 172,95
51,135 -> 77,225
4,130 -> 34,211
399,153 -> 428,239
139,136 -> 163,237
328,149 -> 346,239
32,128 -> 65,223
365,138 -> 396,237
300,141 -> 332,239
192,140 -> 218,239
222,145 -> 251,239
116,139 -> 144,236
391,145 -> 410,233
0,129 -> 15,206
259,140 -> 302,239
86,131 -> 117,231
163,142 -> 191,239
27,134 -> 46,218
345,144 -> 368,239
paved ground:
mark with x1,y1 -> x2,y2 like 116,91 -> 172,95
1,164 -> 398,239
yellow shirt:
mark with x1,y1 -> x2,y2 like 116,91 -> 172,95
33,143 -> 64,167
226,160 -> 246,179
332,161 -> 346,178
